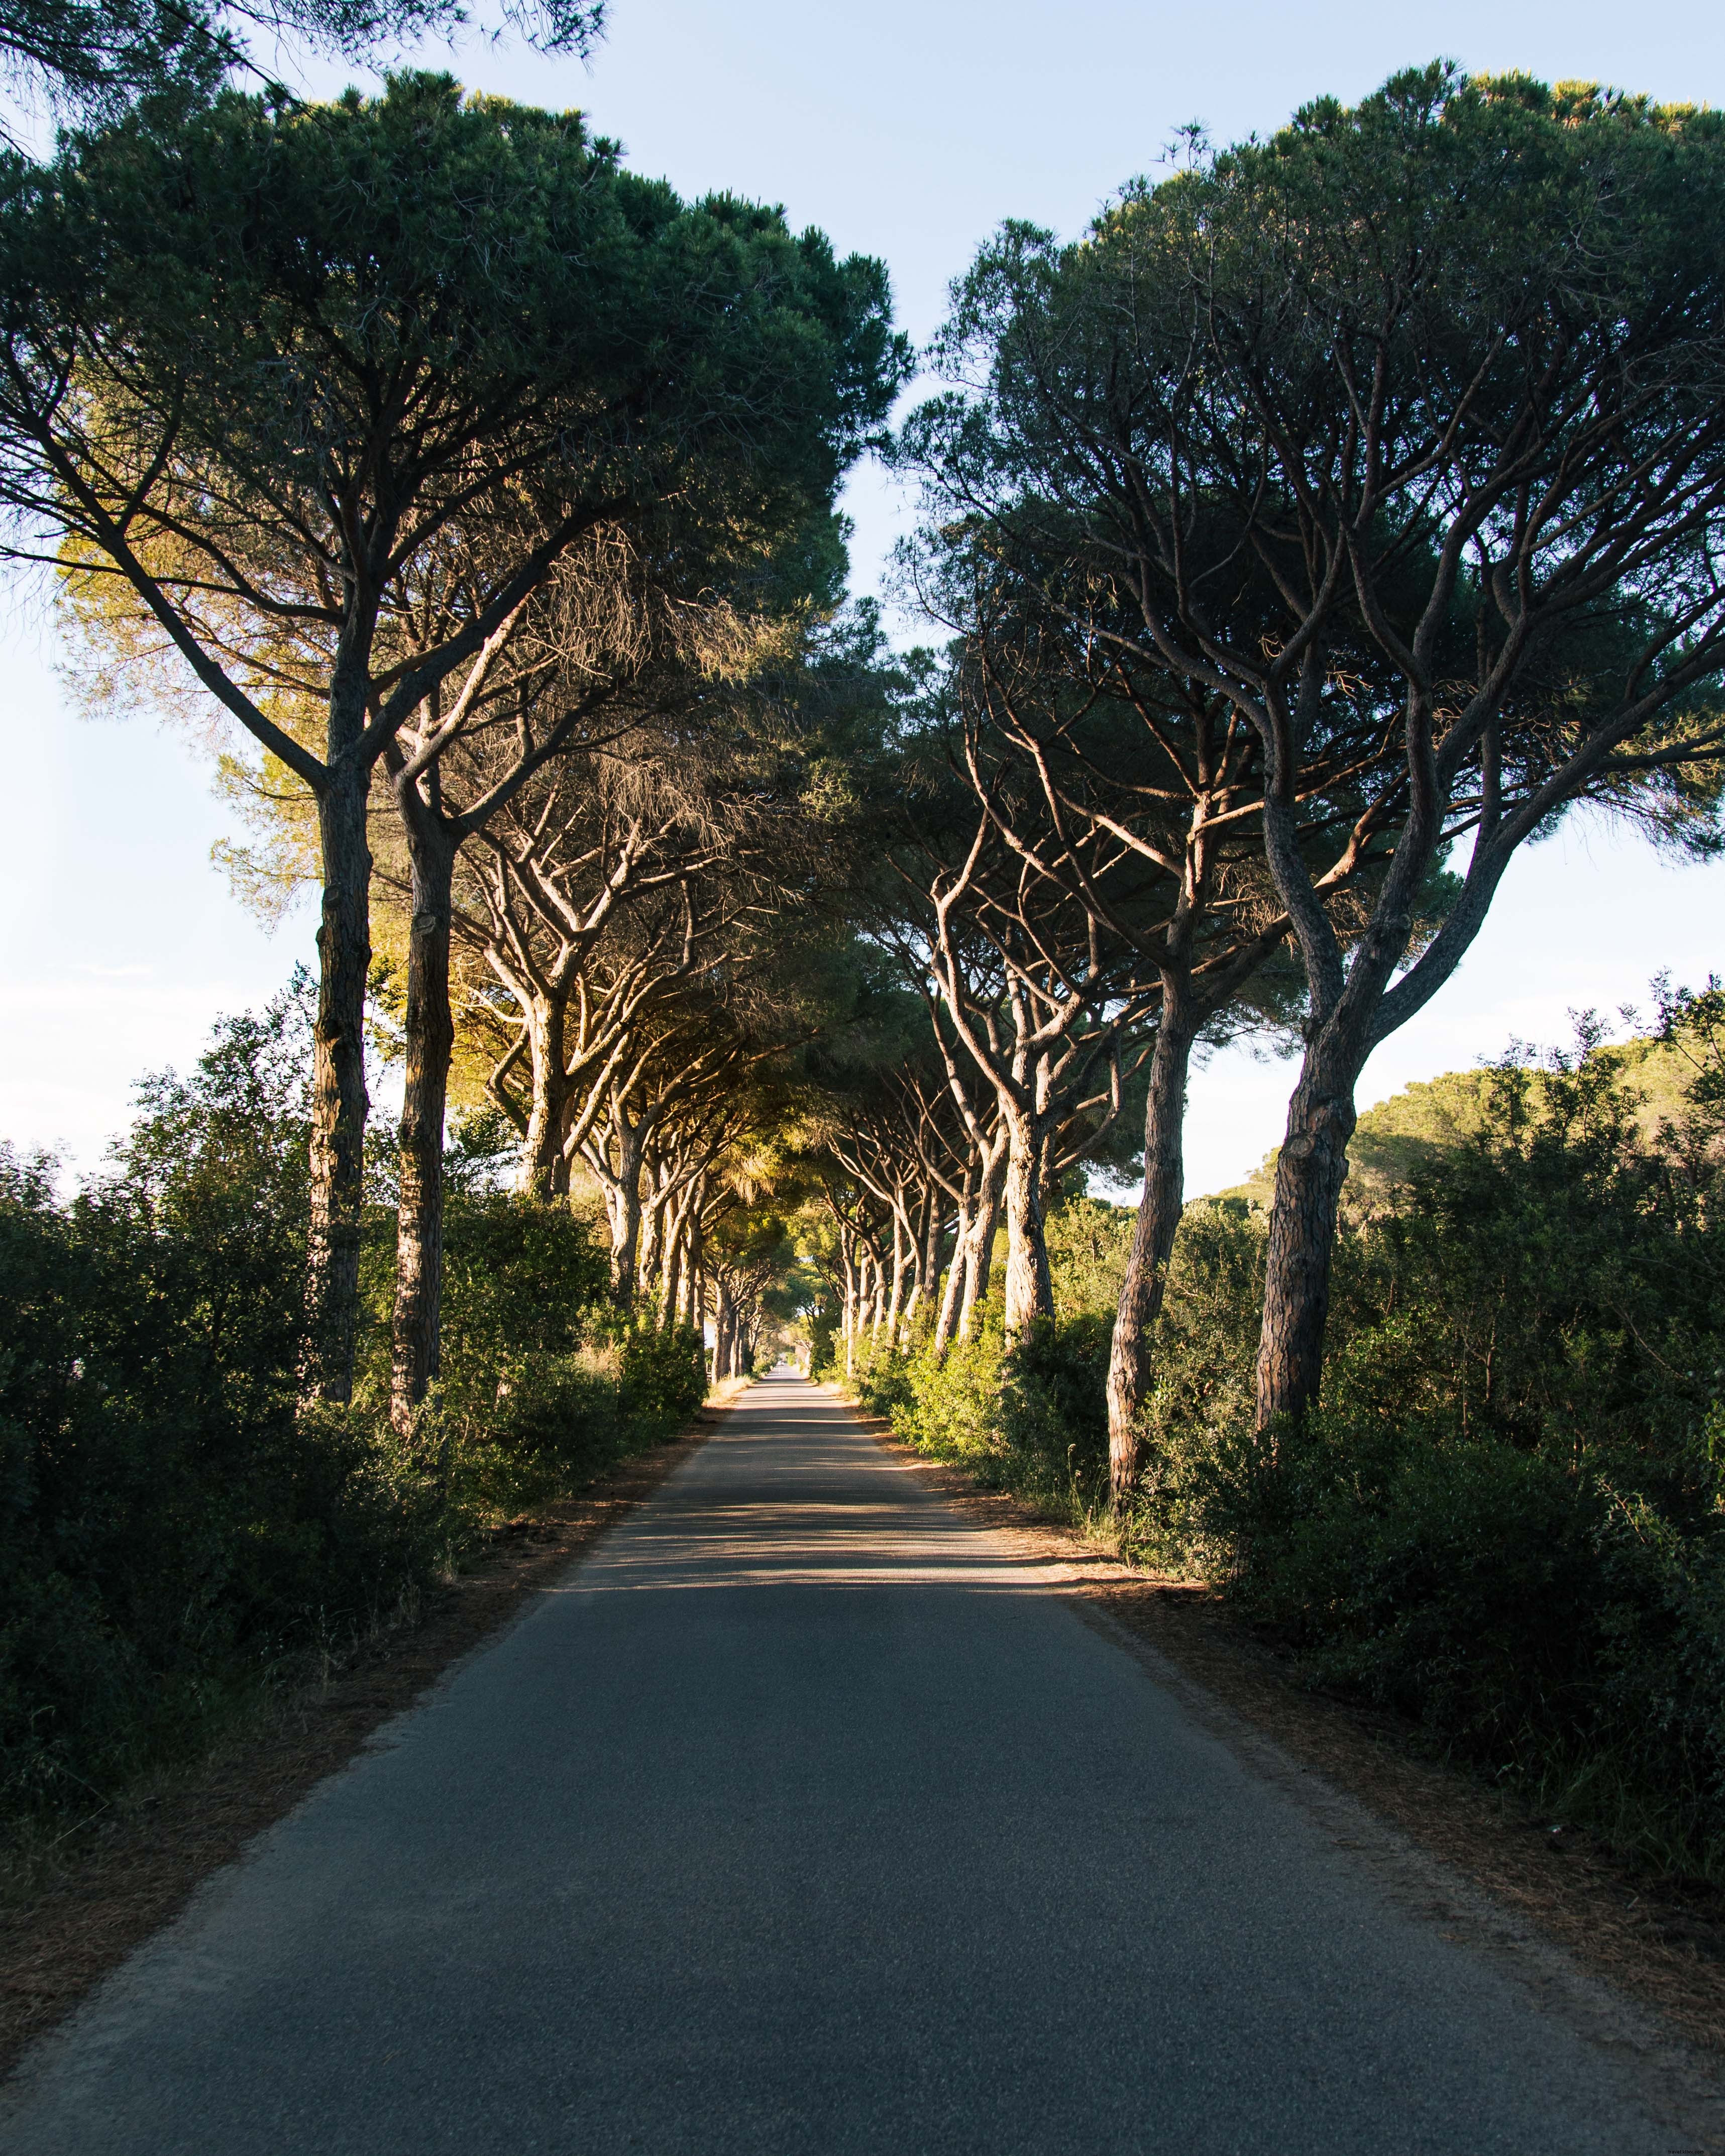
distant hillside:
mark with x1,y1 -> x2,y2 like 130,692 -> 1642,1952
1210,1036 -> 1698,1213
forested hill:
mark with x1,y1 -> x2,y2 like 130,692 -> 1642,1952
1215,1035 -> 1704,1214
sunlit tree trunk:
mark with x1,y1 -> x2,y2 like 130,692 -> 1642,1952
1000,1103 -> 1054,1337
956,1147 -> 1005,1342
516,989 -> 573,1200
932,1159 -> 975,1356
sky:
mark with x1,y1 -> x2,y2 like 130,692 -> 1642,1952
3,0 -> 1723,1195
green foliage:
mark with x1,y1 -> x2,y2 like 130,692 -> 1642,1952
1043,1196 -> 1135,1319
616,1318 -> 709,1427
2,71 -> 909,655
848,1201 -> 1125,1518
0,4 -> 607,140
1169,1007 -> 1725,1870
0,999 -> 442,1819
0,994 -> 709,1831
857,1004 -> 1725,1874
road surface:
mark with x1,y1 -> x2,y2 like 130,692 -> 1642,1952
0,1373 -> 1689,2152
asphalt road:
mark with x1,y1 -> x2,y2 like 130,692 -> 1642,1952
0,1373 -> 1686,2153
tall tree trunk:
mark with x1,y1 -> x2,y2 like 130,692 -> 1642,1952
609,1121 -> 645,1306
908,1183 -> 938,1335
1105,991 -> 1200,1500
637,1175 -> 665,1305
1254,1042 -> 1361,1434
519,989 -> 570,1200
1001,1110 -> 1054,1337
886,1211 -> 907,1343
304,763 -> 373,1402
932,1163 -> 975,1357
390,808 -> 457,1437
661,1203 -> 685,1327
957,1149 -> 1005,1341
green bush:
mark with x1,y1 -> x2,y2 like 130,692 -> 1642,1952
852,1308 -> 1113,1518
0,993 -> 711,1832
849,1000 -> 1725,1873
0,1079 -> 441,1817
1148,1009 -> 1725,1870
618,1319 -> 709,1426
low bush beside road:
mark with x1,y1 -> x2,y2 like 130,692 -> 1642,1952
835,1009 -> 1725,1881
0,994 -> 710,1839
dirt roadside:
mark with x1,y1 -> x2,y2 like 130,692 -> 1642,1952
857,1411 -> 1725,2066
0,1394 -> 736,2083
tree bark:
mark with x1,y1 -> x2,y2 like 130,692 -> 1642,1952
885,1211 -> 907,1344
390,807 -> 458,1437
1105,992 -> 1199,1500
955,1138 -> 1006,1341
607,1118 -> 645,1306
660,1206 -> 684,1327
1001,1111 -> 1055,1337
932,1159 -> 975,1356
304,761 -> 373,1402
519,989 -> 572,1200
1253,1044 -> 1361,1434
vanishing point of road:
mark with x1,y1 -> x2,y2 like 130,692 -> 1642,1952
0,1374 -> 1694,2153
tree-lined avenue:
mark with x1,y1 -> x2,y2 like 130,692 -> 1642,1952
0,1376 -> 1679,2154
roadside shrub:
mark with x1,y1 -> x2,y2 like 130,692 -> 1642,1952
0,995 -> 712,1832
1154,1004 -> 1725,1870
852,1306 -> 1114,1518
618,1320 -> 709,1426
0,1106 -> 441,1817
849,996 -> 1725,1872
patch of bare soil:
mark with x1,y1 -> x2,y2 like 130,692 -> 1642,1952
862,1413 -> 1725,2066
0,1399 -> 734,2083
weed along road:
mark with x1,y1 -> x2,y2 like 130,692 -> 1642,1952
0,1375 -> 1690,2155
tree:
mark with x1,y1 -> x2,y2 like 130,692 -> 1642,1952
0,73 -> 906,1394
892,480 -> 1453,1494
882,690 -> 1158,1339
370,511 -> 825,1430
0,1 -> 604,137
907,68 -> 1725,1436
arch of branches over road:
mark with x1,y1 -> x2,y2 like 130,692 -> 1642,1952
11,60 -> 1725,1484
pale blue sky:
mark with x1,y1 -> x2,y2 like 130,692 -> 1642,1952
4,1 -> 1723,1188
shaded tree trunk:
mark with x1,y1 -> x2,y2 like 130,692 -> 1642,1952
1105,990 -> 1200,1500
304,759 -> 373,1402
1255,1041 -> 1360,1434
390,805 -> 458,1437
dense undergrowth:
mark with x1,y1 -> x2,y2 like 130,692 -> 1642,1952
0,989 -> 705,1835
838,1008 -> 1725,1881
